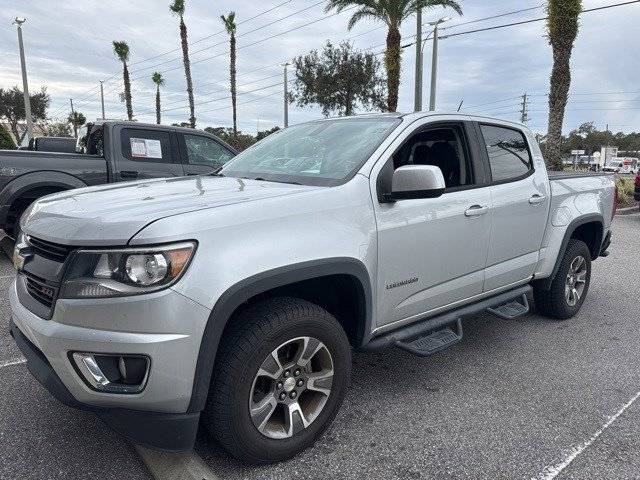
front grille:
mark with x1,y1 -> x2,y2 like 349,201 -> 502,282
26,236 -> 72,262
25,273 -> 57,309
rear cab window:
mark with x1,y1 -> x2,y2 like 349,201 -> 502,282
120,128 -> 174,163
479,124 -> 533,183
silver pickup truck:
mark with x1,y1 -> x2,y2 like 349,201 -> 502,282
9,112 -> 616,464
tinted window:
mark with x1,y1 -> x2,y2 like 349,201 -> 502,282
121,128 -> 173,163
184,134 -> 234,168
480,125 -> 532,182
391,125 -> 474,189
220,118 -> 401,187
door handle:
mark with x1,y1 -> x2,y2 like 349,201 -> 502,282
120,170 -> 139,179
464,205 -> 489,217
529,194 -> 546,205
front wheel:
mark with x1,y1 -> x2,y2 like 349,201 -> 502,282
202,297 -> 351,464
533,239 -> 592,319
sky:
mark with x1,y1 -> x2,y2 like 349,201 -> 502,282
1,0 -> 639,135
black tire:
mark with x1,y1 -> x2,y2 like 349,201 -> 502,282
202,297 -> 351,464
533,239 -> 592,319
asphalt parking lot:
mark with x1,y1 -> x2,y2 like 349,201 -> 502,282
1,213 -> 639,480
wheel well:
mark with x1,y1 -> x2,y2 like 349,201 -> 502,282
222,274 -> 367,348
570,221 -> 603,259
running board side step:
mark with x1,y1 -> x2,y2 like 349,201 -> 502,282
361,285 -> 532,355
486,294 -> 529,319
394,319 -> 462,357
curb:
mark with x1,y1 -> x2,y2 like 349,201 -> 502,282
616,206 -> 639,215
136,446 -> 220,480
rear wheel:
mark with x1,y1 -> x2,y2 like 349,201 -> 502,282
202,297 -> 351,464
533,239 -> 591,319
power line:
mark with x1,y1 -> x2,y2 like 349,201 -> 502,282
441,0 -> 640,39
128,0 -> 295,68
129,0 -> 329,76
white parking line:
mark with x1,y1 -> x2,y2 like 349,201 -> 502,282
532,389 -> 640,480
0,357 -> 26,369
136,446 -> 220,480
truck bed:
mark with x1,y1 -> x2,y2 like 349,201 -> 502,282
547,171 -> 613,180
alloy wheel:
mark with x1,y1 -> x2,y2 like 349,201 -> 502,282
249,336 -> 334,439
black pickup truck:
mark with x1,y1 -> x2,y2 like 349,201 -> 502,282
0,121 -> 236,236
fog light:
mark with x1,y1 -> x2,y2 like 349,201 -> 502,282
71,353 -> 150,394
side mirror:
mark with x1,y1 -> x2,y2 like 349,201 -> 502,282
390,165 -> 446,200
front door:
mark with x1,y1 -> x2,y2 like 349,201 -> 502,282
180,133 -> 236,175
371,120 -> 492,331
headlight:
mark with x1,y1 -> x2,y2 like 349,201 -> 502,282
59,241 -> 196,299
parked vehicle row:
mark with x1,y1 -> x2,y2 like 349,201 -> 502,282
0,121 -> 236,236
10,112 -> 616,464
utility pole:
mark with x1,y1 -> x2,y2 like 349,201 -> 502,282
99,81 -> 105,119
520,93 -> 529,123
414,9 -> 422,112
13,17 -> 33,143
283,62 -> 290,128
69,98 -> 75,116
428,17 -> 450,111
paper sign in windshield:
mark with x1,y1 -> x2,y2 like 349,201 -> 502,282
130,138 -> 162,159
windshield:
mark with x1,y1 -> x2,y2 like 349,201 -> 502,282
219,117 -> 401,186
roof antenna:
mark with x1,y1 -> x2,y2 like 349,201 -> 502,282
457,99 -> 464,112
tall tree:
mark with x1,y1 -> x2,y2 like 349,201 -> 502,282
151,72 -> 165,124
170,0 -> 196,128
545,0 -> 582,170
0,86 -> 49,142
67,111 -> 86,138
290,41 -> 386,116
113,41 -> 134,120
220,12 -> 238,139
325,0 -> 462,112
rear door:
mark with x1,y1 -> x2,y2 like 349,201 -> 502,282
114,126 -> 185,181
477,123 -> 550,292
179,133 -> 236,175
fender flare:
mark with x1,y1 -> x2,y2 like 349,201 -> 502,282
0,171 -> 87,225
538,213 -> 604,290
186,257 -> 373,413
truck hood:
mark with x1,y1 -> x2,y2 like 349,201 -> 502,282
22,176 -> 319,245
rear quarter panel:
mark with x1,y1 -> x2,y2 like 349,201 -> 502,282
534,173 -> 615,279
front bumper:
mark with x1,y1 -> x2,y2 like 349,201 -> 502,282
10,321 -> 199,451
9,279 -> 212,451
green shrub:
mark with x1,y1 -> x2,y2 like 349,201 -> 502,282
0,125 -> 15,149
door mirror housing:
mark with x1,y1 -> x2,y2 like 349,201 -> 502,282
390,165 -> 446,200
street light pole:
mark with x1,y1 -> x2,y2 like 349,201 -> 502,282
13,17 -> 33,143
414,9 -> 422,112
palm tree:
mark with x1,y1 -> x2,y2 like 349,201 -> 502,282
170,0 -> 196,128
151,72 -> 165,125
221,12 -> 238,139
326,0 -> 462,112
545,0 -> 582,170
113,41 -> 133,120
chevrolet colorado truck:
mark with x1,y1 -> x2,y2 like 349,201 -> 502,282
0,120 -> 236,236
9,113 -> 616,464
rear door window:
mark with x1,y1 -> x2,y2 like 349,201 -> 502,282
480,125 -> 533,183
121,128 -> 173,163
